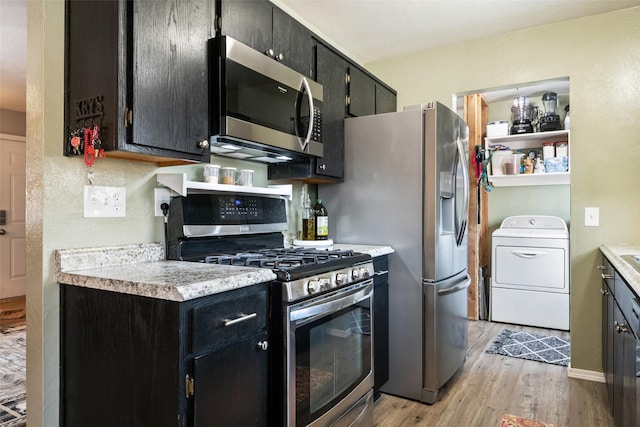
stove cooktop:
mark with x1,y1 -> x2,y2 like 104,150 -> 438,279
201,248 -> 372,282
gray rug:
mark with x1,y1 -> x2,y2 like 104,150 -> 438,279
0,326 -> 26,427
486,329 -> 570,367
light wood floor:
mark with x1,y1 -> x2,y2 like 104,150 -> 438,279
373,320 -> 614,427
0,296 -> 26,329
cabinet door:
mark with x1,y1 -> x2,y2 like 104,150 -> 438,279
272,7 -> 314,77
373,256 -> 389,397
219,0 -> 272,55
376,84 -> 397,114
347,66 -> 376,117
132,0 -> 211,159
315,43 -> 347,179
193,331 -> 269,427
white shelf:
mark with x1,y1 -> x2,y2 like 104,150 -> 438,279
157,173 -> 293,199
485,130 -> 570,187
490,172 -> 569,187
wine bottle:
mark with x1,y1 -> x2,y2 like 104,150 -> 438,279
314,199 -> 328,240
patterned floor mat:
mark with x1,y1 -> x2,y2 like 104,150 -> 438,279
0,327 -> 26,427
486,329 -> 570,367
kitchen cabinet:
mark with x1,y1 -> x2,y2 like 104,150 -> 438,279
373,255 -> 390,399
347,67 -> 397,117
599,254 -> 640,427
484,130 -> 570,187
60,282 -> 270,427
217,0 -> 314,77
65,0 -> 212,165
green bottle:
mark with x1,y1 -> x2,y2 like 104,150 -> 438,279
314,199 -> 328,240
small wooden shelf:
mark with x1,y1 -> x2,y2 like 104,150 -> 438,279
157,173 -> 293,199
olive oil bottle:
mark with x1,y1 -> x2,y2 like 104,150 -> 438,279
314,199 -> 329,240
301,193 -> 315,240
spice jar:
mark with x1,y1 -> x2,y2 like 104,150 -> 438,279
220,167 -> 237,185
555,142 -> 568,158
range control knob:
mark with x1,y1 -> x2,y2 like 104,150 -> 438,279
319,278 -> 331,291
336,272 -> 349,285
352,267 -> 369,280
307,279 -> 322,294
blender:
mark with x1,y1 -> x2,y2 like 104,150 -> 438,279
510,96 -> 535,134
539,91 -> 562,132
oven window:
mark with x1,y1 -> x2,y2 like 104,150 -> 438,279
294,301 -> 371,426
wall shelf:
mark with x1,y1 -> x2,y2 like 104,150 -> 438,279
157,173 -> 293,199
486,130 -> 570,187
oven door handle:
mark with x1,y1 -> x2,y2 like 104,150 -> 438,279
290,282 -> 373,325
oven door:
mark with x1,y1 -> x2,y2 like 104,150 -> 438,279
286,280 -> 374,427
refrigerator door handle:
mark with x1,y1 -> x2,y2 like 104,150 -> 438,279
454,135 -> 469,246
437,276 -> 471,296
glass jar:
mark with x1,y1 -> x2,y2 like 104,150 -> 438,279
220,167 -> 237,185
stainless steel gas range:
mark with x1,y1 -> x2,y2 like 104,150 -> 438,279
166,192 -> 375,427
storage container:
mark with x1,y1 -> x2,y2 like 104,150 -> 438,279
491,150 -> 512,176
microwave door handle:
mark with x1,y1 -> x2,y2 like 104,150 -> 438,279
298,77 -> 315,152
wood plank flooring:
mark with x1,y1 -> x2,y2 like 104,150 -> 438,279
0,296 -> 26,329
373,320 -> 613,427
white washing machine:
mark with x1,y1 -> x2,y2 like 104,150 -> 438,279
490,215 -> 570,330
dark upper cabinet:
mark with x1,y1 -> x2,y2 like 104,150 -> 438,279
376,84 -> 398,114
217,0 -> 314,77
65,0 -> 212,165
347,66 -> 376,117
348,66 -> 397,117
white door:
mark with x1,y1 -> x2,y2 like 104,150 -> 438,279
0,134 -> 26,299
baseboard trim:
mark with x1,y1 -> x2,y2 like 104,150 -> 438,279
567,365 -> 605,383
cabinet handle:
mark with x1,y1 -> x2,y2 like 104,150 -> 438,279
223,312 -> 257,327
257,340 -> 269,351
614,321 -> 629,334
319,164 -> 326,171
597,265 -> 606,271
265,48 -> 274,58
374,270 -> 389,276
197,139 -> 209,150
600,288 -> 609,295
275,53 -> 284,61
600,273 -> 613,280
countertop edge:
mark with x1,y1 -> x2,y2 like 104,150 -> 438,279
600,244 -> 640,297
54,243 -> 395,302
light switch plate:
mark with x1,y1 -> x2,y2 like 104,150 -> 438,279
84,185 -> 126,218
585,207 -> 599,227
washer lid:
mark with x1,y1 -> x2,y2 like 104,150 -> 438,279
494,215 -> 569,238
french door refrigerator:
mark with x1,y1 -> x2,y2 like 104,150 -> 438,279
319,101 -> 470,404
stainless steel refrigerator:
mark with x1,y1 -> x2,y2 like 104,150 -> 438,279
319,101 -> 470,404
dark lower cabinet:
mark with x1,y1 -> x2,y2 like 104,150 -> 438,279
600,253 -> 639,427
373,256 -> 390,399
60,283 -> 270,427
194,331 -> 269,426
65,0 -> 212,165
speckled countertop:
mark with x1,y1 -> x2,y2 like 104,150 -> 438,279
55,242 -> 394,302
600,243 -> 640,297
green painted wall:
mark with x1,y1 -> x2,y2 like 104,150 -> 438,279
365,7 -> 640,375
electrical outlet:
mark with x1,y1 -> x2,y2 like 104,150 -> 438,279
585,207 -> 599,227
84,185 -> 126,218
154,188 -> 171,217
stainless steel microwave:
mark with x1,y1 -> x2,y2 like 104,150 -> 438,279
209,36 -> 323,163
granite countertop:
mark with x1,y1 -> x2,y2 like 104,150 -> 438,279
55,242 -> 395,302
600,243 -> 640,297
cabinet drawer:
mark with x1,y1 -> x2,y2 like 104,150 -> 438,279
614,272 -> 640,338
192,286 -> 268,353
